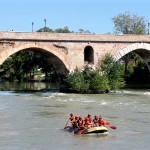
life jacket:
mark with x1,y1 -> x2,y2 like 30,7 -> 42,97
87,117 -> 92,123
99,118 -> 105,126
93,118 -> 99,124
84,120 -> 91,127
70,116 -> 75,121
78,120 -> 82,125
71,118 -> 78,128
77,119 -> 84,129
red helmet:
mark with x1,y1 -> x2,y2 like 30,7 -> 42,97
79,116 -> 82,119
99,115 -> 102,119
94,115 -> 98,119
75,116 -> 79,119
88,114 -> 91,117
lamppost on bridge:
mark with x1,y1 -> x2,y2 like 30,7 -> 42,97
148,22 -> 150,35
44,18 -> 47,32
32,22 -> 34,32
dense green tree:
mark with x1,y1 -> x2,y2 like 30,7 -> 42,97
65,68 -> 89,91
125,61 -> 150,84
0,57 -> 15,81
112,12 -> 148,78
121,52 -> 137,74
112,12 -> 147,34
101,53 -> 124,90
2,52 -> 25,82
89,71 -> 109,91
36,26 -> 91,34
78,29 -> 91,34
0,50 -> 55,82
64,53 -> 124,92
54,26 -> 72,33
37,27 -> 53,32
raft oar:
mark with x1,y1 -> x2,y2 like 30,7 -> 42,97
105,122 -> 117,130
109,126 -> 117,130
64,119 -> 69,129
64,126 -> 70,129
105,122 -> 110,125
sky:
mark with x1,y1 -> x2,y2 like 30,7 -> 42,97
1,0 -> 150,34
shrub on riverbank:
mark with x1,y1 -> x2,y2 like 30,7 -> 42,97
100,53 -> 124,90
63,54 -> 124,93
64,67 -> 89,91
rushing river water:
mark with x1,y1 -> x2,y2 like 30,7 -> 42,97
0,87 -> 150,150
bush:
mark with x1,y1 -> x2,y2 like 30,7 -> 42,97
65,69 -> 89,91
90,71 -> 109,91
64,53 -> 125,93
101,53 -> 124,90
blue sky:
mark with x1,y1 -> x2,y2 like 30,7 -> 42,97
1,0 -> 150,34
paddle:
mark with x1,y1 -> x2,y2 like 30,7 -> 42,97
109,126 -> 117,130
105,122 -> 117,130
64,126 -> 70,129
64,119 -> 69,129
105,122 -> 110,126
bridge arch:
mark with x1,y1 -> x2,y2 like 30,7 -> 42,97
113,43 -> 150,70
84,46 -> 94,64
0,43 -> 70,74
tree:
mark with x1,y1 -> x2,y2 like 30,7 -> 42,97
54,26 -> 72,33
112,12 -> 147,76
36,26 -> 92,34
65,67 -> 89,91
125,61 -> 150,83
89,71 -> 109,91
64,53 -> 125,92
121,52 -> 137,74
0,50 -> 55,82
37,27 -> 53,32
112,12 -> 147,34
78,29 -> 91,34
101,53 -> 124,90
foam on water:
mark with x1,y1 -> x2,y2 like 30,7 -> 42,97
0,91 -> 15,96
115,90 -> 150,96
0,91 -> 32,97
144,92 -> 150,95
100,101 -> 109,105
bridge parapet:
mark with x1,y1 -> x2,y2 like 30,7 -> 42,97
1,32 -> 150,43
0,32 -> 150,73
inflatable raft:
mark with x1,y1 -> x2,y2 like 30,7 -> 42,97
80,126 -> 108,135
65,126 -> 108,135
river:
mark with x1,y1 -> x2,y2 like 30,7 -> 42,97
0,85 -> 149,150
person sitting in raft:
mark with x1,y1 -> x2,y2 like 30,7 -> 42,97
87,114 -> 92,124
84,117 -> 92,129
77,116 -> 85,130
98,115 -> 106,126
69,113 -> 75,122
93,115 -> 99,127
71,116 -> 79,128
69,113 -> 76,128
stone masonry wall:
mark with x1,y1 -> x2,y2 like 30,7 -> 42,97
0,32 -> 150,72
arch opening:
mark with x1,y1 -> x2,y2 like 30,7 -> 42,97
117,48 -> 150,85
84,46 -> 94,64
0,47 -> 69,83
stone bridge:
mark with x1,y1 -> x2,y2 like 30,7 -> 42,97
0,31 -> 150,74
